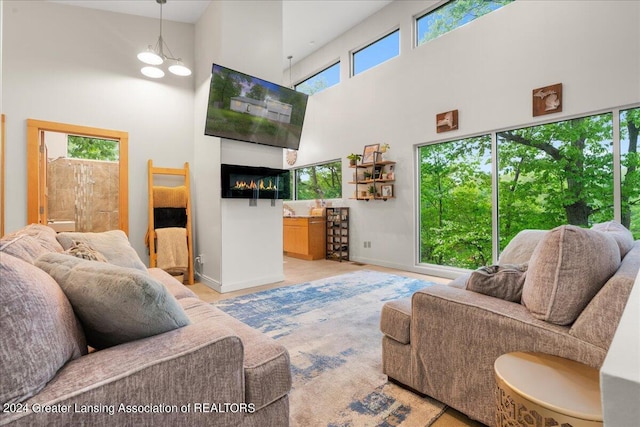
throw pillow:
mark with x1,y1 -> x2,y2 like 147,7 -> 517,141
521,225 -> 621,325
56,230 -> 147,272
498,229 -> 548,265
36,252 -> 191,350
591,220 -> 635,259
1,254 -> 86,406
65,240 -> 109,262
466,263 -> 528,303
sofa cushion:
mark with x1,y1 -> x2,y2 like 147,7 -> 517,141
0,253 -> 86,405
148,267 -> 197,300
380,298 -> 412,344
591,220 -> 635,259
466,263 -> 527,303
56,230 -> 147,272
570,241 -> 640,349
36,252 -> 191,350
180,298 -> 291,410
521,225 -> 620,325
498,229 -> 548,265
0,224 -> 64,264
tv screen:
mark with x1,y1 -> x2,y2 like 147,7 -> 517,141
205,63 -> 309,150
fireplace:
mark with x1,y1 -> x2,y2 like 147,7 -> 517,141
221,164 -> 291,199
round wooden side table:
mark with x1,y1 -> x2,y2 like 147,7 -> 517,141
494,352 -> 603,427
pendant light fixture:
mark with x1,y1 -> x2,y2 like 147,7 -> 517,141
137,0 -> 192,78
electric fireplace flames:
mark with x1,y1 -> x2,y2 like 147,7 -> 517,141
221,164 -> 290,199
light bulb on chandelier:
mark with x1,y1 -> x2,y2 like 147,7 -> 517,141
137,0 -> 191,78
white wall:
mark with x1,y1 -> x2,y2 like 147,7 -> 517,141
601,274 -> 640,425
1,0 -> 195,259
193,1 -> 285,292
288,0 -> 640,276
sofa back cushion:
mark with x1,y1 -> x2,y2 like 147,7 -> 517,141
591,220 -> 635,259
0,224 -> 64,264
0,254 -> 86,405
56,230 -> 147,272
498,229 -> 548,265
522,225 -> 620,325
36,252 -> 191,349
570,241 -> 640,349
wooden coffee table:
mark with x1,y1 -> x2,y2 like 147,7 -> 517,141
494,352 -> 603,427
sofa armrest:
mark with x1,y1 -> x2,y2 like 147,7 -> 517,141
409,284 -> 607,426
2,319 -> 246,426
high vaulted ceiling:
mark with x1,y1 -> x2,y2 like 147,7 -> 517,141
49,0 -> 393,67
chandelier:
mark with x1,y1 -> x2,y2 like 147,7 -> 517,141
137,0 -> 192,78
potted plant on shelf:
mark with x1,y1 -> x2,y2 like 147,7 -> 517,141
378,143 -> 391,161
347,153 -> 362,166
363,170 -> 372,180
368,184 -> 377,198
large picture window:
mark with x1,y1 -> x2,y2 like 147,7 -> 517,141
419,107 -> 639,271
419,135 -> 492,269
621,107 -> 640,238
497,113 -> 614,248
293,160 -> 342,201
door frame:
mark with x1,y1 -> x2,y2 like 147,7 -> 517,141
26,119 -> 129,234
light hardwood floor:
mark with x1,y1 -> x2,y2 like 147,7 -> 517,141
190,257 -> 486,427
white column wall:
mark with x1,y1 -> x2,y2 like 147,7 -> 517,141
287,0 -> 640,276
1,0 -> 195,259
193,1 -> 285,292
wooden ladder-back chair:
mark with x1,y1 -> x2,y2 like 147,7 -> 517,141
147,160 -> 194,285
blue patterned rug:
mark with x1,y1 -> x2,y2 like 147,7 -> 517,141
215,270 -> 447,426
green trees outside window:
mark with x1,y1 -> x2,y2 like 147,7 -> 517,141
67,135 -> 119,161
294,160 -> 342,200
295,62 -> 340,96
419,136 -> 492,269
420,107 -> 640,270
417,0 -> 513,46
497,113 -> 615,248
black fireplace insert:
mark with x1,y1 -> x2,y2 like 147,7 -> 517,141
221,164 -> 291,199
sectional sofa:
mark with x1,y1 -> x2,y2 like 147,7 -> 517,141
0,224 -> 290,427
381,222 -> 639,426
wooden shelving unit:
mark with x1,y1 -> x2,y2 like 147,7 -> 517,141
348,155 -> 396,201
326,207 -> 349,262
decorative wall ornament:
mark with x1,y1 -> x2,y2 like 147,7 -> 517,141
436,110 -> 458,133
532,83 -> 562,117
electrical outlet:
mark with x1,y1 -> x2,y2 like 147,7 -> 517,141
197,254 -> 205,264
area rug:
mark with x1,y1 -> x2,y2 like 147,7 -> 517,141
215,270 -> 447,426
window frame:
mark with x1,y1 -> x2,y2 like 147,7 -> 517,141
294,61 -> 340,96
351,27 -> 400,77
414,0 -> 514,48
415,103 -> 640,273
290,159 -> 343,201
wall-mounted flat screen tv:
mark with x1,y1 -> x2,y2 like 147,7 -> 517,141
205,63 -> 309,150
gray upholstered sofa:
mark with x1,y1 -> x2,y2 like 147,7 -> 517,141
380,222 -> 639,426
1,224 -> 290,426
